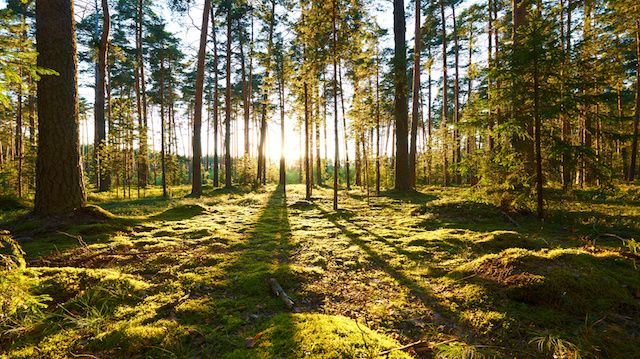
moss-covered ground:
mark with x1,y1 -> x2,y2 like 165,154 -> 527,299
1,184 -> 640,358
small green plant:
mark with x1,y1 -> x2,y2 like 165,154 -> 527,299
530,333 -> 582,359
435,341 -> 485,359
0,231 -> 51,336
624,238 -> 640,255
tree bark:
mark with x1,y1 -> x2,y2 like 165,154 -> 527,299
35,0 -> 86,215
393,0 -> 410,191
440,0 -> 449,186
135,0 -> 149,189
211,9 -> 220,187
630,20 -> 640,181
257,0 -> 276,185
332,0 -> 339,209
409,0 -> 421,189
95,0 -> 110,192
339,60 -> 350,190
225,1 -> 233,188
191,0 -> 212,197
452,4 -> 461,185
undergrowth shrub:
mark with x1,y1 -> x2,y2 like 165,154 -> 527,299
0,231 -> 50,336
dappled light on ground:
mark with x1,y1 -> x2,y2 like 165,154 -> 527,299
1,185 -> 639,358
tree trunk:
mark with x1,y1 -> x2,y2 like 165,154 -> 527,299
225,1 -> 233,188
393,0 -> 410,191
315,88 -> 322,186
279,59 -> 286,195
452,4 -> 461,185
409,0 -> 421,188
135,0 -> 148,189
16,70 -> 23,197
160,52 -> 167,198
95,0 -> 110,192
630,20 -> 640,181
339,60 -> 350,190
533,28 -> 543,219
34,0 -> 86,215
376,49 -> 381,195
191,0 -> 212,197
257,0 -> 276,185
332,0 -> 339,209
440,0 -> 449,186
211,10 -> 220,187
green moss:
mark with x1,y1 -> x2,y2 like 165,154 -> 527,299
4,184 -> 640,358
228,313 -> 411,358
152,204 -> 207,221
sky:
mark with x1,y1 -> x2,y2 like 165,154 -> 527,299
1,0 -> 479,164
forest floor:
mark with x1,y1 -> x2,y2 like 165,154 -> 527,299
1,184 -> 640,358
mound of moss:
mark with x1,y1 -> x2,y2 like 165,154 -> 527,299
228,313 -> 411,358
456,248 -> 640,314
152,204 -> 207,221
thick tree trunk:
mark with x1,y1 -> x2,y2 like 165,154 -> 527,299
409,0 -> 421,188
34,0 -> 86,215
394,0 -> 410,191
191,0 -> 212,197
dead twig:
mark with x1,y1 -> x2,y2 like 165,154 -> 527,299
501,211 -> 521,228
379,340 -> 426,356
267,278 -> 295,310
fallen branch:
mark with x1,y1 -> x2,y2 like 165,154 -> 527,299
267,278 -> 295,310
379,340 -> 425,356
501,211 -> 521,228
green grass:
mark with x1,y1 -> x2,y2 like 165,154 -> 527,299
1,184 -> 639,358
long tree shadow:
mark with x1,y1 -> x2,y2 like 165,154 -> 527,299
311,203 -> 466,338
172,187 -> 299,355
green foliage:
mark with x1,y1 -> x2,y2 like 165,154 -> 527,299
0,231 -> 51,336
530,333 -> 581,359
2,185 -> 640,357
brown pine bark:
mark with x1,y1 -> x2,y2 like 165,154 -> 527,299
95,0 -> 110,192
393,0 -> 410,191
225,1 -> 233,188
409,0 -> 421,188
452,4 -> 461,185
630,20 -> 640,181
34,0 -> 86,216
257,0 -> 276,186
332,0 -> 339,209
135,0 -> 149,189
339,60 -> 350,189
440,0 -> 449,186
191,0 -> 212,197
211,9 -> 220,187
